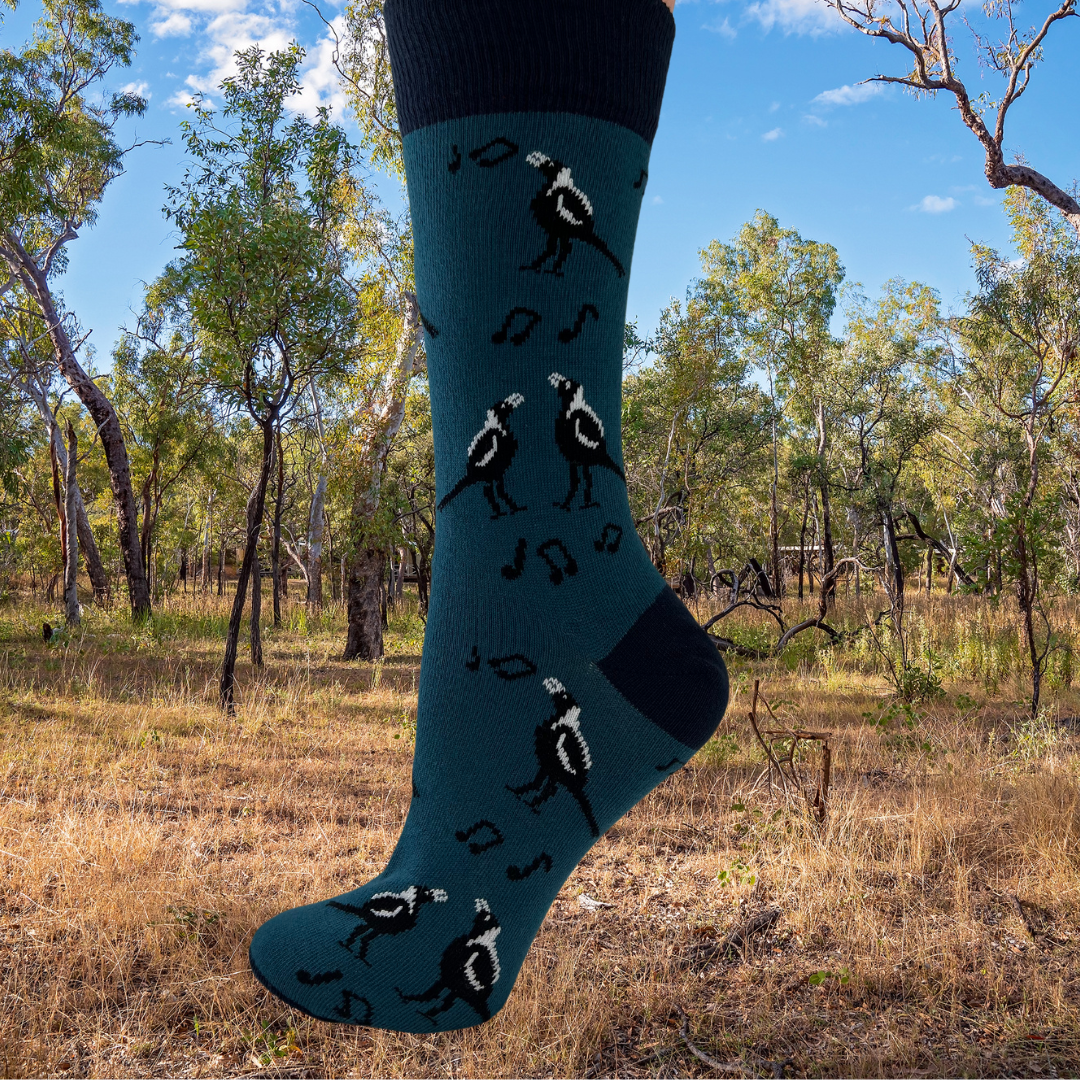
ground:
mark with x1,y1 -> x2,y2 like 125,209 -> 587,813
1,590 -> 1078,1078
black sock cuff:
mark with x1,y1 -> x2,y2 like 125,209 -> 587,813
384,0 -> 674,145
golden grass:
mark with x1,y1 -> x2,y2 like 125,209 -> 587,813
1,590 -> 1078,1078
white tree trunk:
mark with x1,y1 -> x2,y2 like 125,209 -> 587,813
64,423 -> 80,627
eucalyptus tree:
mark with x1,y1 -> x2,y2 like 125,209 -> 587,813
700,213 -> 844,599
113,280 -> 219,597
165,45 -> 359,709
953,191 -> 1080,717
326,0 -> 427,660
835,280 -> 942,673
622,288 -> 773,582
822,0 -> 1080,238
0,0 -> 151,616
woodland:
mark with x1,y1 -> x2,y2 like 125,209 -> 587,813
1,0 -> 1079,1077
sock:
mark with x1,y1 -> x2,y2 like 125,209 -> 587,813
248,0 -> 728,1032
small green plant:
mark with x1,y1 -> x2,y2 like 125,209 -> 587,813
138,728 -> 163,749
808,966 -> 850,987
245,1021 -> 299,1066
1009,710 -> 1062,761
697,731 -> 739,765
897,661 -> 943,704
716,857 -> 756,887
954,691 -> 978,712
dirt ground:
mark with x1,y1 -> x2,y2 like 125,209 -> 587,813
1,592 -> 1078,1078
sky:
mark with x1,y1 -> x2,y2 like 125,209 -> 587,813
6,0 -> 1079,364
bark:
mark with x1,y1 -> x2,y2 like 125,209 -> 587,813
307,475 -> 327,608
220,418 -> 275,709
272,428 -> 284,628
49,436 -> 66,572
201,488 -> 214,593
64,423 -> 80,627
306,383 -> 329,608
343,293 -> 422,661
3,232 -> 150,618
344,544 -> 386,660
251,550 -> 263,666
815,401 -> 836,606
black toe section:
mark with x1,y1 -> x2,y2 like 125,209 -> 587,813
598,586 -> 728,749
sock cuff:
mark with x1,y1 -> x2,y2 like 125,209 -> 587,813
384,0 -> 674,145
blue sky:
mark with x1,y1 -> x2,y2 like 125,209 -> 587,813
8,0 -> 1079,363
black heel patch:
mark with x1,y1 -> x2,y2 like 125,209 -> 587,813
597,587 -> 728,749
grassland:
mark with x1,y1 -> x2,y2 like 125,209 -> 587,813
1,590 -> 1078,1078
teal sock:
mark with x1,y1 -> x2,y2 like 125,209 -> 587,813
248,0 -> 728,1032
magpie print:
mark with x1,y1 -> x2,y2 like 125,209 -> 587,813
438,393 -> 526,518
507,677 -> 599,837
548,372 -> 625,511
397,898 -> 501,1024
326,885 -> 447,965
521,152 -> 625,278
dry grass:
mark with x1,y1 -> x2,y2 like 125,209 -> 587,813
1,590 -> 1079,1078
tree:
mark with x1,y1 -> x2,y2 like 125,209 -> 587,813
822,0 -> 1080,238
330,0 -> 426,660
953,190 -> 1080,716
0,0 -> 152,617
165,45 -> 358,708
700,212 -> 844,600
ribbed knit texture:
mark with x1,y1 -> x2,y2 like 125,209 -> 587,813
248,1 -> 728,1033
384,0 -> 675,145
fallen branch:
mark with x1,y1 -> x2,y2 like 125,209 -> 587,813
905,510 -> 976,587
1006,893 -> 1039,941
676,1007 -> 748,1075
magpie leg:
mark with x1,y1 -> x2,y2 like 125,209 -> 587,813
354,929 -> 376,966
548,237 -> 572,276
507,770 -> 545,797
523,779 -> 558,811
572,788 -> 601,837
521,236 -> 557,273
496,478 -> 526,515
483,483 -> 505,518
556,465 -> 580,510
580,466 -> 600,509
398,981 -> 447,1005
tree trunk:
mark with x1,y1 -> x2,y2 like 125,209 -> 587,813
217,527 -> 226,596
251,550 -> 263,666
49,435 -> 66,575
220,418 -> 275,709
272,428 -> 284,628
816,400 -> 836,607
64,423 -> 80,627
345,545 -> 386,659
307,475 -> 327,608
343,294 -> 422,660
202,488 -> 214,593
3,232 -> 150,619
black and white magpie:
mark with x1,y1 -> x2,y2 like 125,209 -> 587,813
520,152 -> 625,278
398,898 -> 502,1024
507,677 -> 599,837
438,393 -> 526,518
548,372 -> 624,511
326,884 -> 448,964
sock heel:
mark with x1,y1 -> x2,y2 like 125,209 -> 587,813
597,586 -> 728,751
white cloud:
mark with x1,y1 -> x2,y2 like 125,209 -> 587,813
761,126 -> 784,141
814,81 -> 886,106
915,195 -> 958,213
973,193 -> 999,206
121,80 -> 151,99
746,0 -> 841,34
803,113 -> 827,127
704,16 -> 737,38
182,10 -> 294,96
151,11 -> 193,36
289,18 -> 349,117
167,89 -> 197,109
651,194 -> 664,205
